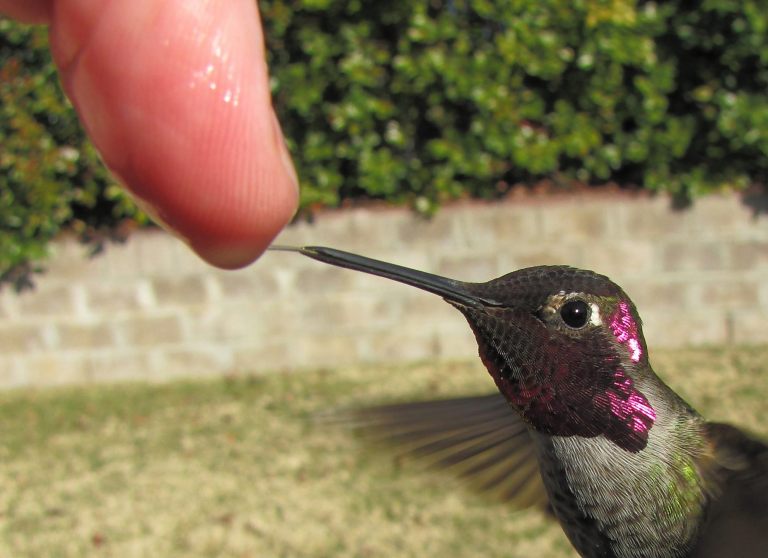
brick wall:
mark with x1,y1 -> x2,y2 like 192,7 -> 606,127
2,192 -> 768,388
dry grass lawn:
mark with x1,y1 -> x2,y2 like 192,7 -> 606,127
0,346 -> 766,557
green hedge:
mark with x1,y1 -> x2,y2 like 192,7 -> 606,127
264,0 -> 768,209
0,20 -> 142,289
2,1 -> 768,286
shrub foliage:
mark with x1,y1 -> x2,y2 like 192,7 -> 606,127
1,1 -> 768,285
0,21 -> 142,289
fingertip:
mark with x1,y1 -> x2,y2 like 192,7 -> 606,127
187,177 -> 299,269
191,240 -> 276,269
46,0 -> 300,269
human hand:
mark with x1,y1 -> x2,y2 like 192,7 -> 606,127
1,0 -> 299,268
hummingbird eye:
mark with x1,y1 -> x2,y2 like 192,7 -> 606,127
560,299 -> 590,329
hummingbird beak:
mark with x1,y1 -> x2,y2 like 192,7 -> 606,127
269,245 -> 503,310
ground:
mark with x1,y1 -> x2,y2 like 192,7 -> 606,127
1,346 -> 766,557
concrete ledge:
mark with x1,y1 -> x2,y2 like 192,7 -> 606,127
4,191 -> 768,388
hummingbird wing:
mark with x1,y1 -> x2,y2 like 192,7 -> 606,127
693,422 -> 768,558
346,393 -> 549,511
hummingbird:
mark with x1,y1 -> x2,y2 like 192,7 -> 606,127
270,245 -> 768,558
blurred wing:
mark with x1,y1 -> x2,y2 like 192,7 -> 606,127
342,393 -> 549,511
694,422 -> 768,558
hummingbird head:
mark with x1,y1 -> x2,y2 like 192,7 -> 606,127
457,265 -> 656,453
273,246 -> 657,453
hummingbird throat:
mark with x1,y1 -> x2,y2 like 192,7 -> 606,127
604,301 -> 657,449
459,298 -> 656,453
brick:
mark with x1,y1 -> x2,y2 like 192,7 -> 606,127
396,212 -> 458,248
435,254 -> 500,282
621,281 -> 691,312
484,203 -> 542,245
727,241 -> 768,271
354,295 -> 405,330
434,330 -> 478,359
430,204 -> 510,250
355,331 -> 436,363
86,351 -> 155,383
297,293 -> 402,333
24,354 -> 91,386
233,340 -> 297,372
396,295 -> 465,333
159,347 -> 233,380
284,207 -> 411,252
295,334 -> 359,369
539,199 -> 613,240
581,241 -> 656,278
642,311 -> 728,348
44,237 -> 94,280
0,290 -> 18,319
117,314 -> 183,347
661,242 -> 725,272
0,357 -> 28,387
85,282 -> 143,313
3,192 -> 768,391
0,323 -> 49,353
621,197 -> 689,238
185,299 -> 302,343
15,284 -> 76,317
686,195 -> 753,238
503,243 -> 586,269
337,212 -> 412,251
56,321 -> 116,350
215,270 -> 280,298
153,276 -> 209,307
272,221 -> 315,247
698,281 -> 759,308
730,310 -> 768,344
133,231 -> 208,277
77,236 -> 143,279
294,265 -> 358,293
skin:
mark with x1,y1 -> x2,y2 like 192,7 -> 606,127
0,0 -> 299,268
